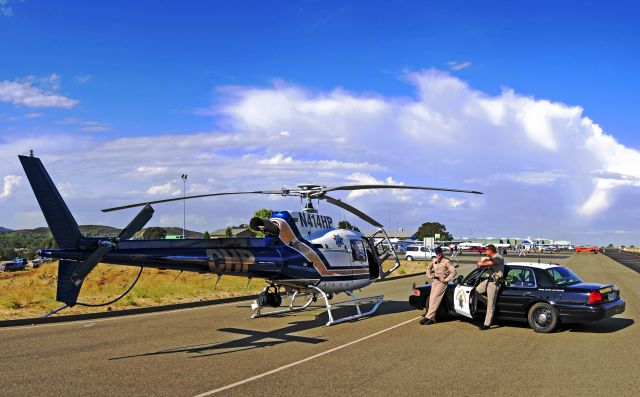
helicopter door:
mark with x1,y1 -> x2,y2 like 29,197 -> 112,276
350,239 -> 368,278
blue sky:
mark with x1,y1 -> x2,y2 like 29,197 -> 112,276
1,1 -> 640,244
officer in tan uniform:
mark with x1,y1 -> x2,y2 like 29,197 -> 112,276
420,246 -> 457,325
475,244 -> 505,330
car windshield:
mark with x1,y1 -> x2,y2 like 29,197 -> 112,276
546,267 -> 582,286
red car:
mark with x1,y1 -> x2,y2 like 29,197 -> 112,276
576,246 -> 599,253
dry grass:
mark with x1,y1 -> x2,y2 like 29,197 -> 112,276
0,262 -> 265,320
0,259 -> 429,320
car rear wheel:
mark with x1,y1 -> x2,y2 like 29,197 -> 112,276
406,256 -> 413,261
527,302 -> 558,333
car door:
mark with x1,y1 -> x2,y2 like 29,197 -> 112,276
498,266 -> 537,319
454,268 -> 485,318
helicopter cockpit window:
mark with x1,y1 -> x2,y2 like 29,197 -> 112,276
350,240 -> 367,262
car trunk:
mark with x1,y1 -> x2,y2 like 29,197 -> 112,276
564,282 -> 619,304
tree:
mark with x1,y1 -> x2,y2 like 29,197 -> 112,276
250,208 -> 273,237
203,230 -> 210,239
253,208 -> 273,219
338,220 -> 360,232
142,227 -> 167,239
415,222 -> 453,241
225,226 -> 233,237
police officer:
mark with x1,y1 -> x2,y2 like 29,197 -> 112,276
475,244 -> 504,330
420,246 -> 457,325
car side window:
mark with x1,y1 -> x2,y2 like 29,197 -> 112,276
463,268 -> 485,287
505,267 -> 536,288
350,240 -> 367,262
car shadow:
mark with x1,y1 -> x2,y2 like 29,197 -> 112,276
561,317 -> 635,333
109,300 -> 414,361
458,317 -> 635,334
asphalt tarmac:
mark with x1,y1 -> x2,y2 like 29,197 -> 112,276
602,249 -> 640,273
1,253 -> 637,396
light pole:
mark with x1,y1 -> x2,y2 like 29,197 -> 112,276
181,174 -> 188,239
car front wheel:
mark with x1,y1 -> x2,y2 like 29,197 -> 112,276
406,256 -> 413,261
527,302 -> 558,333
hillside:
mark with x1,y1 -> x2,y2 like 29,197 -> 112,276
0,226 -> 11,233
0,225 -> 203,260
162,227 -> 203,238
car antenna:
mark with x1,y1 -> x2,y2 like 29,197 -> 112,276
538,257 -> 541,264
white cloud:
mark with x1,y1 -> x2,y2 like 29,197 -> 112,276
136,166 -> 169,175
447,61 -> 472,71
0,0 -> 19,17
0,175 -> 20,198
75,74 -> 92,84
429,194 -> 467,208
54,118 -> 111,132
0,75 -> 78,108
147,183 -> 181,196
3,69 -> 640,244
5,112 -> 43,121
79,121 -> 111,132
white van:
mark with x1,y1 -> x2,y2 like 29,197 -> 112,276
404,245 -> 436,261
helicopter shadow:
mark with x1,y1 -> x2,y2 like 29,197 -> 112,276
109,300 -> 414,361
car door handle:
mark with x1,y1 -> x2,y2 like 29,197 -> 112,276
522,291 -> 533,296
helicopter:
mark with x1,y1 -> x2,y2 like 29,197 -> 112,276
18,153 -> 482,325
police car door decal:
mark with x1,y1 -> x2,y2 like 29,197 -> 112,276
453,284 -> 474,318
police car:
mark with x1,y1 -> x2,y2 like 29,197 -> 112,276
409,262 -> 626,333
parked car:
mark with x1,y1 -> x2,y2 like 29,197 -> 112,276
409,262 -> 625,333
31,257 -> 48,268
404,245 -> 437,261
461,245 -> 485,253
1,257 -> 27,271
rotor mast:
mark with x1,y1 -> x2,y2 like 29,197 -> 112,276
297,184 -> 323,213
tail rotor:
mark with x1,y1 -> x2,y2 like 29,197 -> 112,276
71,204 -> 154,287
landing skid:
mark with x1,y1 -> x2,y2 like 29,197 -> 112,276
251,290 -> 316,319
250,285 -> 384,326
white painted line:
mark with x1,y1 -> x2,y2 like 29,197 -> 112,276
193,316 -> 421,396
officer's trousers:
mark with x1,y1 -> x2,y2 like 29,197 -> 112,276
475,280 -> 499,326
425,280 -> 448,320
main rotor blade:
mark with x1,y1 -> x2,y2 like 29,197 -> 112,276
323,195 -> 383,228
323,184 -> 483,195
102,190 -> 285,212
118,204 -> 154,240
